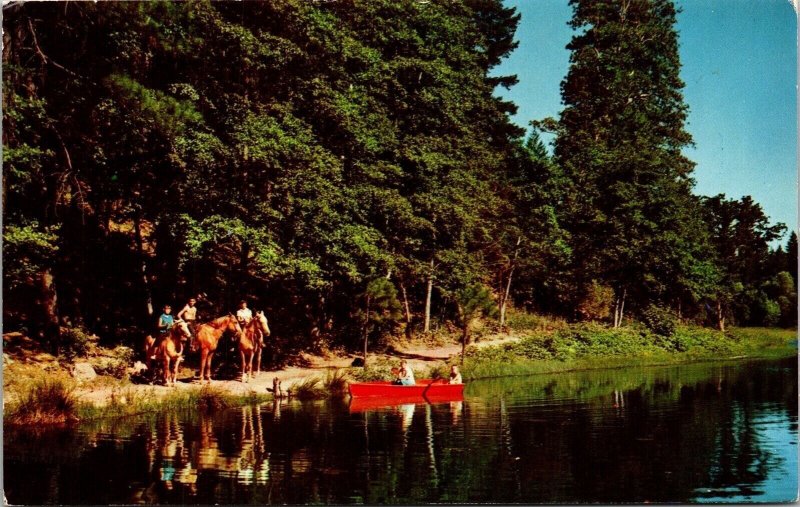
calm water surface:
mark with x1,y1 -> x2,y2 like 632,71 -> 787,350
5,358 -> 797,504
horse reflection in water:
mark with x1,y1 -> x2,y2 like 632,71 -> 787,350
132,404 -> 272,503
234,404 -> 269,485
196,406 -> 269,485
134,410 -> 195,503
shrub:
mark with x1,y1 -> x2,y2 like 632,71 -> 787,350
348,356 -> 395,382
93,346 -> 135,378
513,335 -> 555,360
322,369 -> 349,395
60,327 -> 93,359
671,326 -> 732,354
576,281 -> 614,321
197,386 -> 232,412
6,379 -> 78,425
506,311 -> 568,333
421,363 -> 450,380
292,376 -> 324,400
640,305 -> 678,337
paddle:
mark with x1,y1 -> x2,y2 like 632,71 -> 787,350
421,378 -> 440,403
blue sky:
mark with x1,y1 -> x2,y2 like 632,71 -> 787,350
494,0 -> 797,243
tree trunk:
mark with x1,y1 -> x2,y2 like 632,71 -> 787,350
500,237 -> 522,328
399,281 -> 413,338
362,296 -> 371,366
716,300 -> 725,332
37,270 -> 60,350
133,213 -> 154,319
239,240 -> 250,292
460,322 -> 469,364
613,288 -> 627,328
500,268 -> 515,328
424,258 -> 434,333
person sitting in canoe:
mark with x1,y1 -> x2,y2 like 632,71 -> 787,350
448,365 -> 462,384
392,360 -> 415,386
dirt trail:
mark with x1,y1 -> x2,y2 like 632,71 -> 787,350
4,332 -> 521,407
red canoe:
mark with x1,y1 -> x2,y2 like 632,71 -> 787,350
349,394 -> 463,412
348,379 -> 464,398
348,379 -> 464,412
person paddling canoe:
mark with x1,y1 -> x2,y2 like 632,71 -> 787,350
392,360 -> 415,386
448,365 -> 462,384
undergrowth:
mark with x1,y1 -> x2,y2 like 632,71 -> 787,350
5,379 -> 78,426
461,324 -> 796,380
74,386 -> 271,421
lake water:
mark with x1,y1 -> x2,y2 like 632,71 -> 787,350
4,358 -> 797,504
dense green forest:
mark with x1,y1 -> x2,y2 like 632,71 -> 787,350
3,0 -> 796,354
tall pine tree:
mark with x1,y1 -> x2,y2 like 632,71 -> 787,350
549,0 -> 708,325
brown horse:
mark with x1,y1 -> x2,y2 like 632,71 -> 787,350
144,320 -> 192,386
238,310 -> 271,382
195,314 -> 241,382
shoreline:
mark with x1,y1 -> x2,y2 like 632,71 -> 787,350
4,326 -> 796,424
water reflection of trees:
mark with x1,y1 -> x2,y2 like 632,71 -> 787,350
464,359 -> 798,503
4,359 -> 796,504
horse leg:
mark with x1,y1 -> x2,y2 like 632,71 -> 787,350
240,349 -> 247,383
255,344 -> 262,375
247,351 -> 255,382
174,354 -> 183,385
206,351 -> 214,382
200,348 -> 208,383
162,355 -> 170,386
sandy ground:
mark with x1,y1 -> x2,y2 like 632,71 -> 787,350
4,331 -> 521,407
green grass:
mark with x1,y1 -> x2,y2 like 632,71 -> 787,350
5,379 -> 78,426
461,324 -> 796,381
322,368 -> 350,395
504,310 -> 568,333
74,386 -> 271,421
727,327 -> 797,358
288,369 -> 353,400
291,376 -> 325,400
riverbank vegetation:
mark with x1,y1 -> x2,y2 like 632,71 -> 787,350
2,1 -> 796,372
460,325 -> 797,380
5,378 -> 271,426
4,321 -> 794,424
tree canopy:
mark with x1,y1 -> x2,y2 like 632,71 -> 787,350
3,0 -> 793,355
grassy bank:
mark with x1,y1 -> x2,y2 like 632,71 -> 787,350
5,368 -> 353,425
76,385 -> 272,421
460,325 -> 796,380
4,324 -> 794,425
5,380 -> 272,426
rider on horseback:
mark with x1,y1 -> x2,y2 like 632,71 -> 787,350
177,297 -> 199,350
158,305 -> 174,334
236,300 -> 252,325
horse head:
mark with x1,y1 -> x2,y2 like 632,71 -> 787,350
255,310 -> 271,337
173,319 -> 192,341
227,313 -> 243,334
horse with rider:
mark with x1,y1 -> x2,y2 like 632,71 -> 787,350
144,297 -> 272,385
